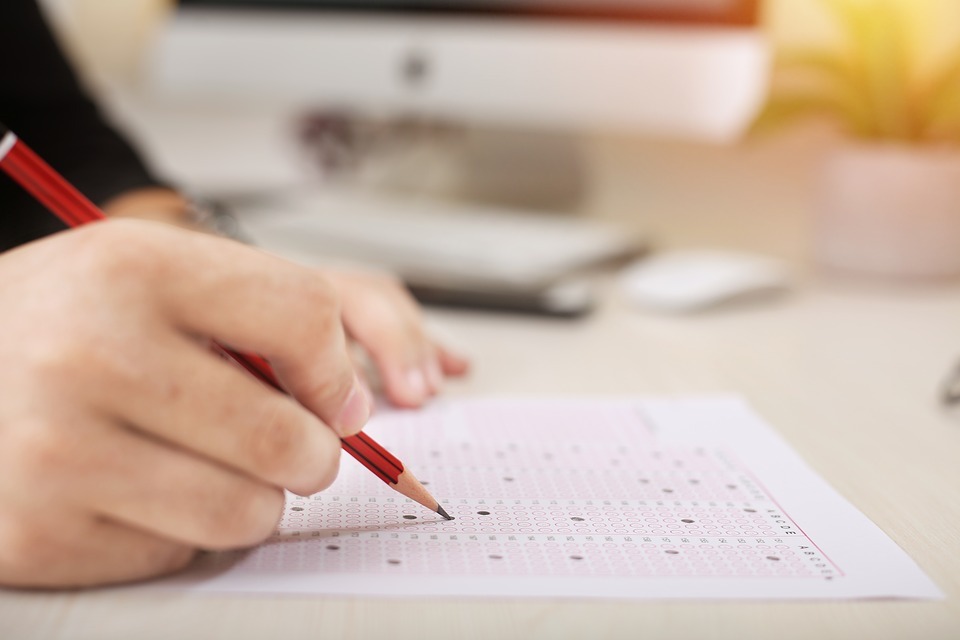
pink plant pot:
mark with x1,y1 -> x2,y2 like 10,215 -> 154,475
815,142 -> 960,278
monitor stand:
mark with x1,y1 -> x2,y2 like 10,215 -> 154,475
297,110 -> 590,213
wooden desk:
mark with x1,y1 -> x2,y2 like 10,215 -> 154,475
3,134 -> 959,640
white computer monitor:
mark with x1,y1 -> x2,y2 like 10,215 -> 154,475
149,0 -> 768,141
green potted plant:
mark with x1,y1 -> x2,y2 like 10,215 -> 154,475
753,0 -> 960,277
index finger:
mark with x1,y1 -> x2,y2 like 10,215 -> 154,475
108,221 -> 372,436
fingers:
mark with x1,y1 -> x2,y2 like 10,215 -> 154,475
92,221 -> 372,436
340,276 -> 434,406
99,333 -> 343,497
379,370 -> 424,409
327,269 -> 471,408
363,337 -> 454,409
0,221 -> 379,590
80,425 -> 290,551
437,343 -> 471,377
372,341 -> 470,408
0,511 -> 195,589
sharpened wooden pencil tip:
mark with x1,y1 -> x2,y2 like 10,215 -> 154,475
437,504 -> 453,521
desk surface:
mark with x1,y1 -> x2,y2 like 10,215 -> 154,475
3,133 -> 960,640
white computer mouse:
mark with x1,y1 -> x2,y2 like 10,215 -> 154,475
619,250 -> 791,313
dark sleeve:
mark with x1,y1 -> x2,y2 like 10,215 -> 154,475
0,0 -> 167,252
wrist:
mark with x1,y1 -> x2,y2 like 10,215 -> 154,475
101,188 -> 249,242
101,188 -> 191,226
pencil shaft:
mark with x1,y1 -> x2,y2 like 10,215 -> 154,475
0,130 -> 104,226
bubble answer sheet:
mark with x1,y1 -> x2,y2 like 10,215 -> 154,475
162,397 -> 942,600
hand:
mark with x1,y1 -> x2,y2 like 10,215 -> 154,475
0,220 -> 371,589
325,269 -> 470,408
102,189 -> 471,406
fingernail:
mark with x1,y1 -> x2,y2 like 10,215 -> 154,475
406,368 -> 427,399
336,377 -> 372,436
426,359 -> 443,393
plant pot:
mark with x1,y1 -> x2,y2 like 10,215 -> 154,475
815,142 -> 960,279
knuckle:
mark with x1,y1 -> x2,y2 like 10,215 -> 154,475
247,400 -> 309,480
71,221 -> 168,284
298,277 -> 341,339
27,336 -> 105,388
369,270 -> 404,291
380,271 -> 403,287
303,444 -> 341,494
206,485 -> 284,549
302,366 -> 355,409
7,420 -> 68,481
384,318 -> 427,353
0,520 -> 51,577
23,330 -> 73,376
372,271 -> 418,307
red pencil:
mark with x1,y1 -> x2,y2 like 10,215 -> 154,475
0,122 -> 451,521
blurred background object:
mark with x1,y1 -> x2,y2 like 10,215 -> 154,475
149,1 -> 767,142
139,0 -> 767,215
40,0 -> 174,84
36,0 -> 960,316
619,250 -> 791,313
40,0 -> 775,316
129,0 -> 770,315
752,0 -> 960,279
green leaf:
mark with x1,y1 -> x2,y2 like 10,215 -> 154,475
807,0 -> 918,141
857,1 -> 916,141
767,48 -> 874,132
820,0 -> 873,48
926,87 -> 960,143
756,0 -> 958,143
748,91 -> 871,138
772,50 -> 858,84
921,44 -> 960,141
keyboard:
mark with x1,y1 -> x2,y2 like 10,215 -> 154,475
234,189 -> 644,315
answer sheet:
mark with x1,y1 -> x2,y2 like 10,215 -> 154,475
166,397 -> 941,600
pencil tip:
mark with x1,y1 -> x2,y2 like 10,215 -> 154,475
436,504 -> 453,521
